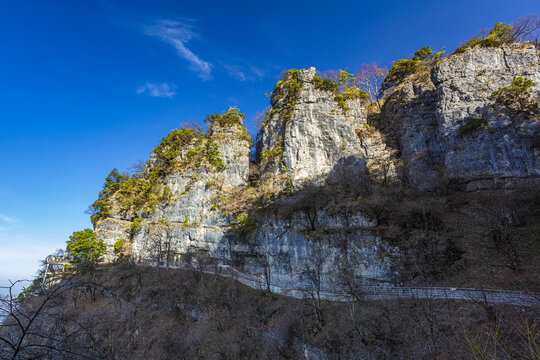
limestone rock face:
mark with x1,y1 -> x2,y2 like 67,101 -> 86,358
94,51 -> 539,295
94,72 -> 396,291
95,122 -> 251,263
90,47 -> 539,299
256,67 -> 369,187
243,213 -> 391,292
380,45 -> 540,191
379,75 -> 440,190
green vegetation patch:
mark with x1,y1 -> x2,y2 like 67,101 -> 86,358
90,113 -> 237,223
342,86 -> 369,101
205,106 -> 252,142
180,216 -> 200,230
230,212 -> 259,243
90,169 -> 173,224
91,199 -> 113,224
113,239 -> 124,253
313,69 -> 369,113
412,46 -> 434,60
261,144 -> 284,163
152,128 -> 197,176
453,22 -> 515,55
66,228 -> 107,264
490,76 -> 538,114
380,47 -> 444,93
130,217 -> 142,238
205,106 -> 245,128
313,75 -> 337,92
152,129 -> 226,176
380,59 -> 420,93
276,69 -> 302,121
458,117 -> 489,136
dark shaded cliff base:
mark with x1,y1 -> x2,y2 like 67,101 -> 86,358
357,181 -> 540,292
3,261 -> 539,360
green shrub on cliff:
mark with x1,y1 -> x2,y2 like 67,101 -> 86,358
92,123 -> 228,221
66,229 -> 106,264
313,75 -> 338,92
412,46 -> 433,60
153,126 -> 228,173
205,106 -> 245,129
130,217 -> 142,238
273,69 -> 302,121
334,94 -> 348,112
90,199 -> 113,224
453,22 -> 515,54
205,107 -> 252,142
204,139 -> 226,169
458,117 -> 489,136
152,128 -> 197,176
261,144 -> 284,163
380,46 -> 444,93
452,15 -> 540,55
90,168 -> 128,223
113,239 -> 124,253
380,59 -> 420,92
91,170 -> 173,224
230,212 -> 258,243
490,76 -> 538,113
312,69 -> 369,113
100,169 -> 129,199
182,216 -> 189,230
342,86 -> 369,101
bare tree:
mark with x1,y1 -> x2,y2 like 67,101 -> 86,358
253,107 -> 271,132
257,244 -> 279,293
459,316 -> 540,359
473,194 -> 532,273
129,159 -> 149,179
277,184 -> 325,231
146,219 -> 175,269
512,14 -> 540,43
0,279 -> 98,360
332,254 -> 365,321
326,157 -> 372,198
300,244 -> 326,331
317,69 -> 340,84
354,63 -> 389,110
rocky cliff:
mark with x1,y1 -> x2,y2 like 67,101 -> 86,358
380,44 -> 539,191
95,112 -> 251,266
256,67 -> 396,188
93,45 -> 539,293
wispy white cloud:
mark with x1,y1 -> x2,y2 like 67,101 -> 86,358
136,82 -> 177,98
0,214 -> 18,223
0,214 -> 18,231
223,63 -> 264,82
145,19 -> 212,80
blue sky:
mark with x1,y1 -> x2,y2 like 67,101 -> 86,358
0,0 -> 538,289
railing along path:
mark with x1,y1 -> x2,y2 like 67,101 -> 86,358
44,256 -> 538,306
147,261 -> 538,307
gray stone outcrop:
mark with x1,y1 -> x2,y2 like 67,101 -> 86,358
380,45 -> 539,191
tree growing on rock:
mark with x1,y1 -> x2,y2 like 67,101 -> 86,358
355,63 -> 389,110
453,15 -> 540,54
146,219 -> 176,268
66,229 -> 106,266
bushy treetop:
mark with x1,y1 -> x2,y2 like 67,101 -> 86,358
380,46 -> 444,93
66,229 -> 107,263
205,106 -> 245,129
